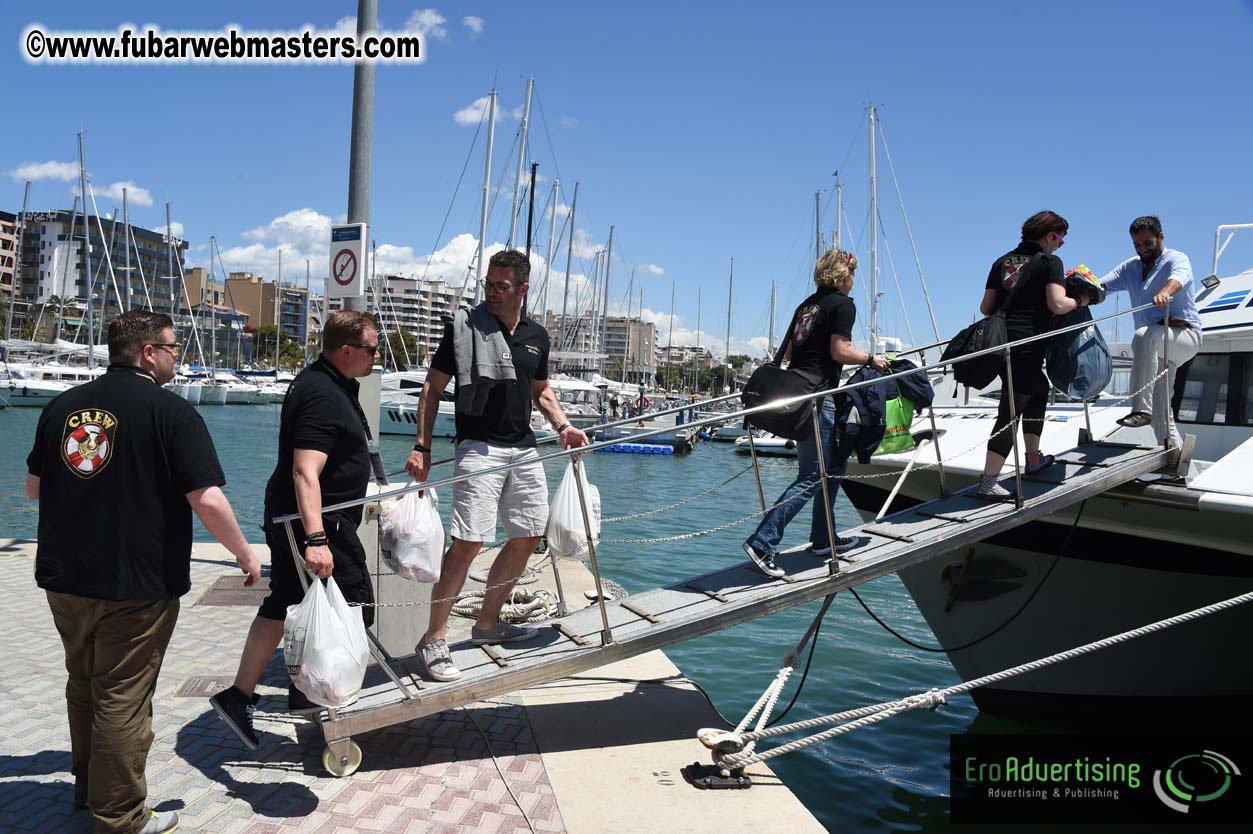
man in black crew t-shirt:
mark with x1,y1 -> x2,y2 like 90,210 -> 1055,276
26,311 -> 259,834
404,249 -> 589,682
211,310 -> 380,749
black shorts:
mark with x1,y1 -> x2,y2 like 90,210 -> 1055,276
258,512 -> 375,628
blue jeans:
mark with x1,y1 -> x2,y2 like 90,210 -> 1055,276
745,397 -> 846,556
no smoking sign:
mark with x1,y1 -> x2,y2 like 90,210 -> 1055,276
328,223 -> 368,298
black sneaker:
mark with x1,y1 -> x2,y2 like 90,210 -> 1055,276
209,686 -> 259,750
742,542 -> 785,578
811,536 -> 857,557
288,684 -> 323,717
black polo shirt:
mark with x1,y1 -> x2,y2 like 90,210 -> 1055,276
787,287 -> 857,388
264,356 -> 371,526
26,364 -> 225,601
431,315 -> 550,447
985,241 -> 1066,341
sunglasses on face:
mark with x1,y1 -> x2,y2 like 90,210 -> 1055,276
147,342 -> 181,353
349,343 -> 380,356
481,280 -> 518,294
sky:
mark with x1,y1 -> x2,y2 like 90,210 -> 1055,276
5,1 -> 1253,359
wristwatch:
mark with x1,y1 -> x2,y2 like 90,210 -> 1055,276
412,442 -> 431,453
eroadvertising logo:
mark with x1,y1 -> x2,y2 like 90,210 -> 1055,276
1152,750 -> 1241,814
950,735 -> 1248,824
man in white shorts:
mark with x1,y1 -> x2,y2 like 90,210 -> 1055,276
405,249 -> 588,681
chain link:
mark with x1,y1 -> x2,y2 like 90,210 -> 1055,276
602,466 -> 753,523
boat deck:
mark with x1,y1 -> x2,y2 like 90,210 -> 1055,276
321,440 -> 1174,763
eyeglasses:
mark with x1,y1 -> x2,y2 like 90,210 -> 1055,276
1049,232 -> 1066,247
349,343 -> 380,356
481,279 -> 518,294
147,342 -> 181,353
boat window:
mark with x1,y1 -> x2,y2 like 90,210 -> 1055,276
1174,354 -> 1231,424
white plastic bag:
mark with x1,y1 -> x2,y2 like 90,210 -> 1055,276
283,577 -> 370,708
545,461 -> 601,558
380,486 -> 444,582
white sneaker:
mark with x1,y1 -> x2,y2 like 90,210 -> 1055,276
742,542 -> 786,578
138,809 -> 179,834
417,638 -> 461,682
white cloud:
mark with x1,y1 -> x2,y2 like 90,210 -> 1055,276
405,9 -> 447,39
99,181 -> 153,206
154,221 -> 184,238
7,160 -> 78,182
453,95 -> 515,126
463,15 -> 484,35
640,263 -> 664,276
218,208 -> 335,281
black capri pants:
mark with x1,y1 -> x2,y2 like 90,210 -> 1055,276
987,341 -> 1050,459
258,511 -> 376,628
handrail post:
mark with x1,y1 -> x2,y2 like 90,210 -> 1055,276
1082,400 -> 1092,443
810,401 -> 840,575
746,428 -> 767,513
927,407 -> 948,497
1161,296 -> 1171,451
1003,347 -> 1024,510
572,457 -> 614,645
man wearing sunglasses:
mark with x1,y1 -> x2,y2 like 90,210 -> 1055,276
212,310 -> 381,749
405,249 -> 589,682
26,311 -> 260,834
1099,215 -> 1202,448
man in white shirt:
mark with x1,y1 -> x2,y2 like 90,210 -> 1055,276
1100,216 -> 1202,448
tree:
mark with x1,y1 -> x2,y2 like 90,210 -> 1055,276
726,353 -> 752,369
387,330 -> 420,369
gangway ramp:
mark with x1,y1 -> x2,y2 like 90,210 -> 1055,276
315,440 -> 1172,771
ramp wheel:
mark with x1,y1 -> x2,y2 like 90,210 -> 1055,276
322,741 -> 362,777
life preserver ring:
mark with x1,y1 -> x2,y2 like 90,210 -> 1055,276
635,393 -> 651,409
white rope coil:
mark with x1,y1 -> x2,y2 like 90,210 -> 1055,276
452,588 -> 558,623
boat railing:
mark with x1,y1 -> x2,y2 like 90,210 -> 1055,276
274,299 -> 1165,644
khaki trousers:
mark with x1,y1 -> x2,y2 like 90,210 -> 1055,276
46,591 -> 179,834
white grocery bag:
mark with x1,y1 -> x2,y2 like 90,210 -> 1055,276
380,486 -> 444,582
283,577 -> 371,708
545,461 -> 601,558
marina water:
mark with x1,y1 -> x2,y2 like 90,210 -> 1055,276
1,403 -> 1095,832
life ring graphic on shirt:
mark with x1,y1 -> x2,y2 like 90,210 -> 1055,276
61,409 -> 118,479
1002,257 -> 1029,291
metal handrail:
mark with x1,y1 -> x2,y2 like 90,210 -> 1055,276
274,299 -> 1155,522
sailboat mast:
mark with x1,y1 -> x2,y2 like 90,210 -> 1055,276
542,178 -> 558,320
868,104 -> 879,354
815,191 -> 822,260
723,258 -> 733,393
474,88 -> 497,306
558,181 -> 578,356
79,132 -> 95,368
304,259 -> 312,365
695,287 -> 702,395
622,267 -> 633,386
508,78 -> 534,248
601,225 -> 613,373
835,175 -> 842,251
768,280 -> 776,357
6,180 -> 30,342
122,188 -> 131,311
165,202 -> 175,323
274,250 -> 282,372
209,236 -> 217,378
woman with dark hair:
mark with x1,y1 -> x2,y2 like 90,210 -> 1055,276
976,210 -> 1090,497
742,248 -> 888,577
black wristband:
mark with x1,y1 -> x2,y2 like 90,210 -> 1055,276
556,422 -> 572,433
412,442 -> 431,453
304,532 -> 328,548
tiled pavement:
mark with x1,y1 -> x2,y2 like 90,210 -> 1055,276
0,541 -> 565,834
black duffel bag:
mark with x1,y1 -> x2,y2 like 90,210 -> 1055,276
740,333 -> 821,440
941,254 -> 1035,389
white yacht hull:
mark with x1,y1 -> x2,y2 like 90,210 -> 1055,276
1,383 -> 65,407
379,400 -> 458,437
199,384 -> 229,405
839,397 -> 1253,716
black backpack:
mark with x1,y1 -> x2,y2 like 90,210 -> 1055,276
941,255 -> 1035,389
740,328 -> 823,441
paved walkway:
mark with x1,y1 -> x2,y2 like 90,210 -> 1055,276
0,539 -> 824,834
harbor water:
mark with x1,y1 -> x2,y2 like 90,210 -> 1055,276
5,403 -> 1198,833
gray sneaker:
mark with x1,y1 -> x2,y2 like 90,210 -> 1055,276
417,638 -> 461,682
976,477 -> 1014,499
471,622 -> 539,645
138,809 -> 179,834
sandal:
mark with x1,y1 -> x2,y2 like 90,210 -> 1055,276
1117,412 -> 1152,428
